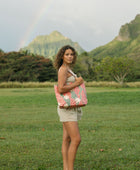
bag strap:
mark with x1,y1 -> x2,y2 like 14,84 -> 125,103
68,69 -> 77,78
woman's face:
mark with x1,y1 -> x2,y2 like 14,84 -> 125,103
62,49 -> 74,65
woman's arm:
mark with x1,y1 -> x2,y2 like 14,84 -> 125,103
58,67 -> 83,94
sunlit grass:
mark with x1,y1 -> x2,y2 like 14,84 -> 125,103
0,88 -> 140,169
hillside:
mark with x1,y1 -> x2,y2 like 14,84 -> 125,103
89,14 -> 140,59
21,31 -> 85,57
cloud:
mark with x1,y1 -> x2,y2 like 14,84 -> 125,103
0,0 -> 140,51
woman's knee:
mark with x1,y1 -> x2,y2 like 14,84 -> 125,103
72,136 -> 81,146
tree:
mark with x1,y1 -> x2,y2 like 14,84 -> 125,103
0,51 -> 57,82
0,48 -> 4,52
95,56 -> 134,84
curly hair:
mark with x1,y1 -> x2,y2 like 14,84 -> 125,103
54,45 -> 77,70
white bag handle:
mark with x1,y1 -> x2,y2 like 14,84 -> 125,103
68,69 -> 77,78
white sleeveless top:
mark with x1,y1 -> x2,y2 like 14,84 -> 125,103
66,69 -> 77,84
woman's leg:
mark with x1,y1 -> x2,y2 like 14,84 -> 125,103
62,123 -> 71,170
63,121 -> 81,170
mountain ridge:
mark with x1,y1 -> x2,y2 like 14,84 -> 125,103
116,14 -> 140,41
89,14 -> 140,59
21,31 -> 85,57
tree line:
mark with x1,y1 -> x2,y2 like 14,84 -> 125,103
0,51 -> 57,82
74,52 -> 140,84
0,49 -> 140,83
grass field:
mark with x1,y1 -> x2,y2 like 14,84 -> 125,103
0,87 -> 140,170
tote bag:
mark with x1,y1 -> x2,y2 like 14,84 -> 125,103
54,70 -> 88,108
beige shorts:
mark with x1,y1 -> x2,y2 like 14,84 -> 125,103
57,106 -> 83,122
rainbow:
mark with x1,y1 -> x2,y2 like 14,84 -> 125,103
18,0 -> 53,50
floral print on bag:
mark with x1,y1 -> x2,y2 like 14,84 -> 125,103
54,83 -> 88,108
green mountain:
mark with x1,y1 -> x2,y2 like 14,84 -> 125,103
21,31 -> 85,57
89,14 -> 140,59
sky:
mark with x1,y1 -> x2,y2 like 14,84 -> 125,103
0,0 -> 140,52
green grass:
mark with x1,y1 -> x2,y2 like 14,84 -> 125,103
0,88 -> 140,170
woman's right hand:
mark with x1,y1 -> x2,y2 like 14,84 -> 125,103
75,77 -> 84,86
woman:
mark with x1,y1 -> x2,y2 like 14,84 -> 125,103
54,45 -> 84,170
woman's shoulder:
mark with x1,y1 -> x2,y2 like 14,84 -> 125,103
58,66 -> 69,77
58,65 -> 68,73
